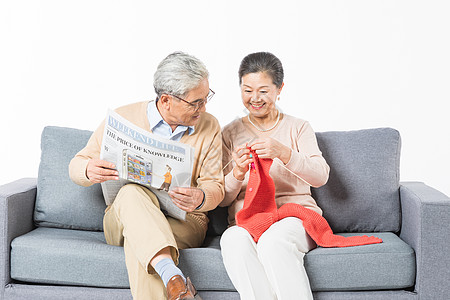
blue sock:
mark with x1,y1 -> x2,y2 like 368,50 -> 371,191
154,258 -> 186,287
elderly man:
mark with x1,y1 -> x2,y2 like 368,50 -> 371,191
69,52 -> 224,300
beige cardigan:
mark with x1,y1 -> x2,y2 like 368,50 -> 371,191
69,101 -> 224,229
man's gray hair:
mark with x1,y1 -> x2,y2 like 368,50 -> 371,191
153,52 -> 209,99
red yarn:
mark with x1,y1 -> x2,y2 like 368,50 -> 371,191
236,151 -> 382,247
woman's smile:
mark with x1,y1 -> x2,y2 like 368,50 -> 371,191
250,102 -> 265,110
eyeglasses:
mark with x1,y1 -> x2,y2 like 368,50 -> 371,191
169,89 -> 215,111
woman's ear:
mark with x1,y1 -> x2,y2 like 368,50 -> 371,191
277,83 -> 284,100
278,82 -> 285,95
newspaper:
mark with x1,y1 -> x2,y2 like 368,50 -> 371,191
99,109 -> 194,221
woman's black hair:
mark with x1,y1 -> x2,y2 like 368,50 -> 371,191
238,52 -> 284,88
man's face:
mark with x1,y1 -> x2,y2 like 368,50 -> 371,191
168,78 -> 210,127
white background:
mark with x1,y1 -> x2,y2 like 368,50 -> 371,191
1,1 -> 449,196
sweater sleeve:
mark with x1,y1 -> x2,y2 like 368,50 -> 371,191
194,119 -> 225,212
68,120 -> 105,187
283,121 -> 330,188
220,129 -> 243,207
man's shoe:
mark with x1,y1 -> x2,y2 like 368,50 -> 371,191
167,275 -> 202,300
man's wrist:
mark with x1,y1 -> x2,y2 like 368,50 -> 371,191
195,190 -> 206,210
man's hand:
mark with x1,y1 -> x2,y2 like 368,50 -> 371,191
86,159 -> 119,183
168,187 -> 204,212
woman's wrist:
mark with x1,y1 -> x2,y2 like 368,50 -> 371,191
233,167 -> 246,181
279,147 -> 292,164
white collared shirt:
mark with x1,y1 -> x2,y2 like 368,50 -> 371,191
147,100 -> 195,141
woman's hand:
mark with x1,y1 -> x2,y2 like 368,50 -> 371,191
169,187 -> 205,212
86,159 -> 119,183
249,138 -> 292,164
232,143 -> 253,181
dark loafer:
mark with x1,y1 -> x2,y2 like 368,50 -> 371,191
167,275 -> 202,300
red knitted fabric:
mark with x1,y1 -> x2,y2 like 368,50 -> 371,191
236,151 -> 383,247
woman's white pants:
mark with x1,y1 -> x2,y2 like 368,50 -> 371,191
220,217 -> 316,300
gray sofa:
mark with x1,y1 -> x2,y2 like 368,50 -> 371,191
1,126 -> 449,300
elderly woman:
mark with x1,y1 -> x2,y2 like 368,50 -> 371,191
220,52 -> 330,300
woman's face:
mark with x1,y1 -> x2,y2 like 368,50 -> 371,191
240,72 -> 282,119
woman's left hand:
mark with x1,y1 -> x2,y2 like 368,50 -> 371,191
249,138 -> 292,164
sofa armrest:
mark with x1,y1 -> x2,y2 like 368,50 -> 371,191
0,178 -> 37,292
399,181 -> 450,299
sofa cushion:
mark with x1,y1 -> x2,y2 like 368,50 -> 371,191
305,232 -> 415,291
312,128 -> 401,233
11,228 -> 128,288
35,126 -> 106,231
11,228 -> 415,291
10,227 -> 235,291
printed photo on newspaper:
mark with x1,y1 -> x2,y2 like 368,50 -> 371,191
100,109 -> 194,221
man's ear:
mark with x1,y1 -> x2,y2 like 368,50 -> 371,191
158,94 -> 171,110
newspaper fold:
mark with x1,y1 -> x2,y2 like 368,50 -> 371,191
100,109 -> 194,221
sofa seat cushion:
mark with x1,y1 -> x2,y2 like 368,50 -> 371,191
11,227 -> 129,288
305,232 -> 416,291
10,227 -> 235,291
11,228 -> 414,291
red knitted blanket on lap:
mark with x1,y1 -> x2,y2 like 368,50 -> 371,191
235,152 -> 382,247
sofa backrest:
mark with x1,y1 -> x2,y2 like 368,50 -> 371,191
35,126 -> 106,231
313,128 -> 401,233
34,126 -> 401,234
208,127 -> 402,235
